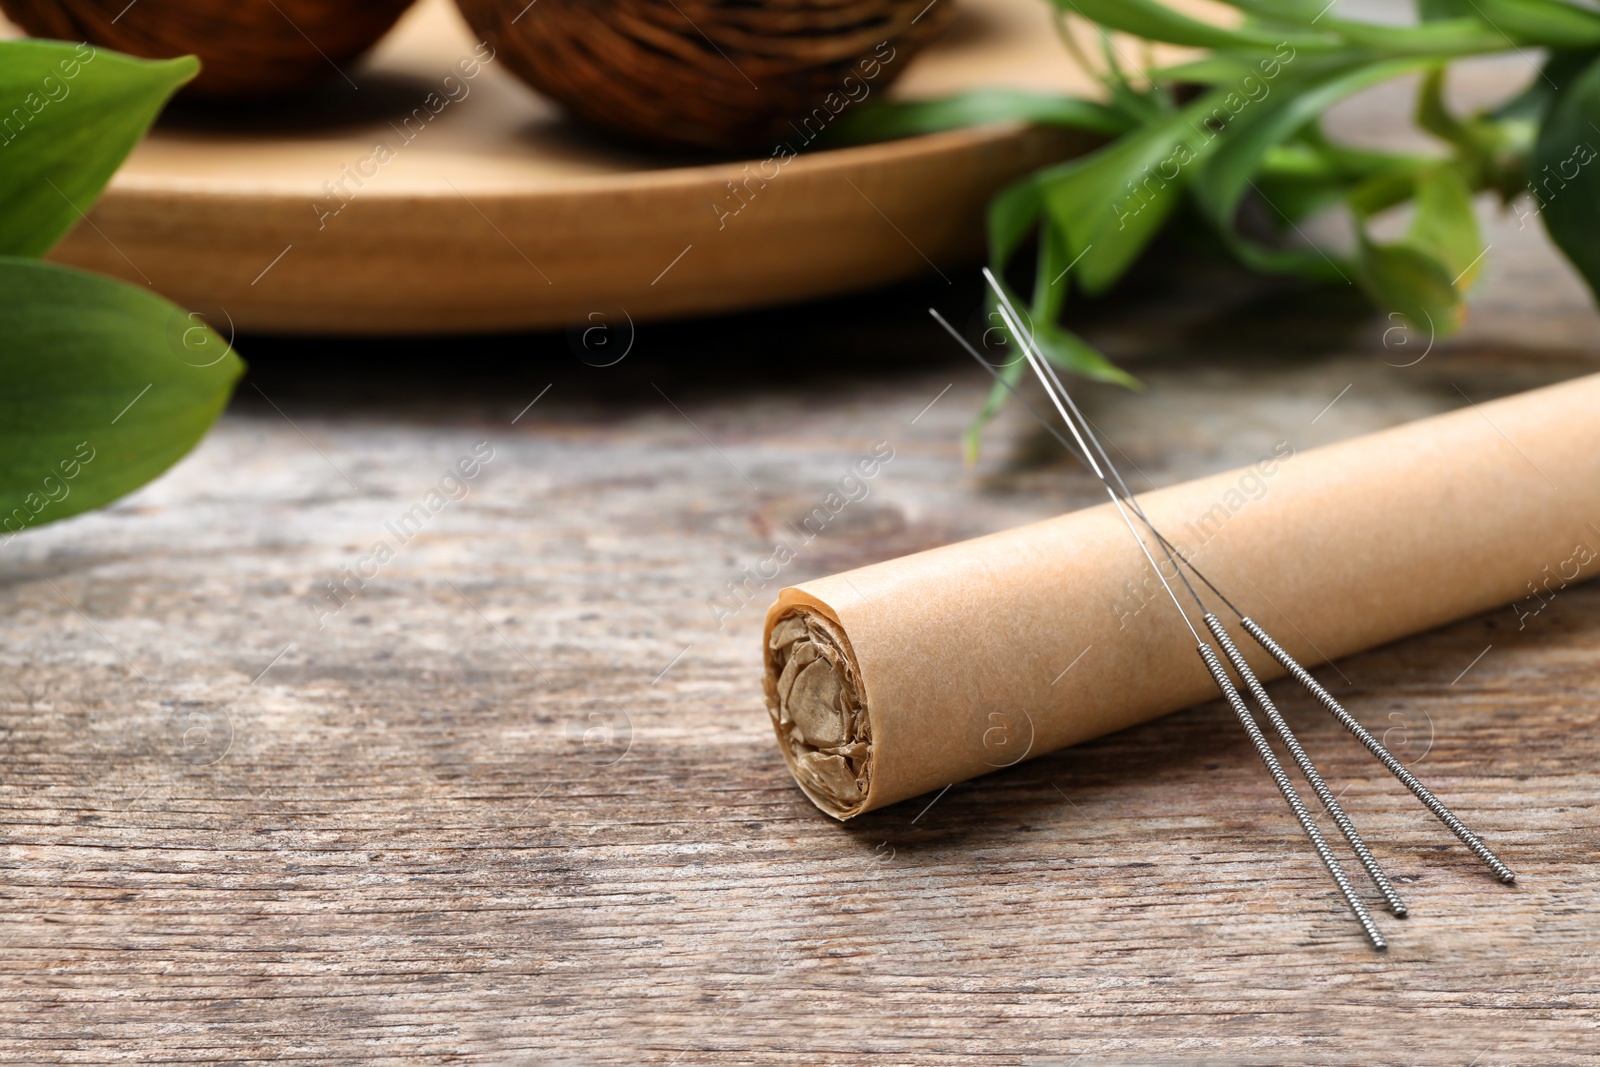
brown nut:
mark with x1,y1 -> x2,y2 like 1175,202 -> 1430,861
452,0 -> 954,151
0,0 -> 418,99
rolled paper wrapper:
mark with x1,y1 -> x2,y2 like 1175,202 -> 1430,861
762,373 -> 1600,819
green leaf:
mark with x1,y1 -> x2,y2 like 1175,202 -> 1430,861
1312,18 -> 1504,55
1204,0 -> 1336,25
1251,166 -> 1349,223
1466,0 -> 1600,48
1222,0 -> 1508,52
988,174 -> 1045,273
1148,54 -> 1259,86
1346,166 -> 1427,218
827,90 -> 1134,145
1032,219 -> 1072,323
1050,0 -> 1324,51
1533,53 -> 1600,302
1490,49 -> 1597,125
1416,66 -> 1486,174
964,359 -> 1025,466
1297,123 -> 1437,178
1031,320 -> 1139,388
1344,163 -> 1480,326
0,258 -> 243,536
959,311 -> 1136,463
1353,236 -> 1462,336
1407,165 -> 1485,287
0,41 -> 197,257
1251,140 -> 1402,223
1036,86 -> 1233,293
1195,58 -> 1431,234
1093,29 -> 1167,122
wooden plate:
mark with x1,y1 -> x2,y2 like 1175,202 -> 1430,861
13,0 -> 1097,334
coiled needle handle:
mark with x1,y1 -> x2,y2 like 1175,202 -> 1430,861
1204,614 -> 1408,917
1240,616 -> 1517,884
1197,643 -> 1387,950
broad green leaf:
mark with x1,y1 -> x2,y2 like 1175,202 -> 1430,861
0,41 -> 197,257
0,258 -> 244,535
961,312 -> 1135,462
1037,86 -> 1233,293
1353,237 -> 1462,336
1490,49 -> 1597,124
988,174 -> 1045,273
1223,0 -> 1508,52
1533,53 -> 1600,302
828,90 -> 1133,144
1407,165 -> 1484,287
1195,58 -> 1431,233
1468,0 -> 1600,48
1031,320 -> 1139,388
1051,0 -> 1325,51
1311,18 -> 1503,55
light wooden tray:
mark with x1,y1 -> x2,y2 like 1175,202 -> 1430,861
15,0 -> 1094,334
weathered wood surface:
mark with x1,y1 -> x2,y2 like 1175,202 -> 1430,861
5,66 -> 1600,1067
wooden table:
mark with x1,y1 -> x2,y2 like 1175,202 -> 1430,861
4,71 -> 1599,1067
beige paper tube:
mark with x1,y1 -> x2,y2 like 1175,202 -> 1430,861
762,372 -> 1600,819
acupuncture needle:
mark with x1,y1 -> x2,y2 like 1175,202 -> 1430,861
938,300 -> 1511,890
1136,541 -> 1518,884
930,300 -> 1515,887
982,293 -> 1408,918
975,294 -> 1388,950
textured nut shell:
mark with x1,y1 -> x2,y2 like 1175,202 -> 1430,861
0,0 -> 417,98
452,0 -> 954,151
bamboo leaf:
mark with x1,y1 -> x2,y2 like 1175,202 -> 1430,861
1467,0 -> 1600,48
1533,53 -> 1600,302
0,258 -> 244,537
828,90 -> 1134,145
1195,58 -> 1432,234
1031,321 -> 1140,388
964,359 -> 1026,466
1050,0 -> 1325,51
1036,87 -> 1233,294
0,41 -> 197,257
1407,165 -> 1485,287
988,174 -> 1045,274
1353,237 -> 1462,336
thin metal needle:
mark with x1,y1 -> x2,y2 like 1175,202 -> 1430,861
1240,619 -> 1518,884
1006,305 -> 1407,914
989,302 -> 1198,642
941,305 -> 1398,909
1197,642 -> 1387,950
1204,612 -> 1408,917
936,300 -> 1516,886
984,288 -> 1388,949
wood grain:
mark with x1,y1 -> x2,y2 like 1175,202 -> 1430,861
3,53 -> 1600,1067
